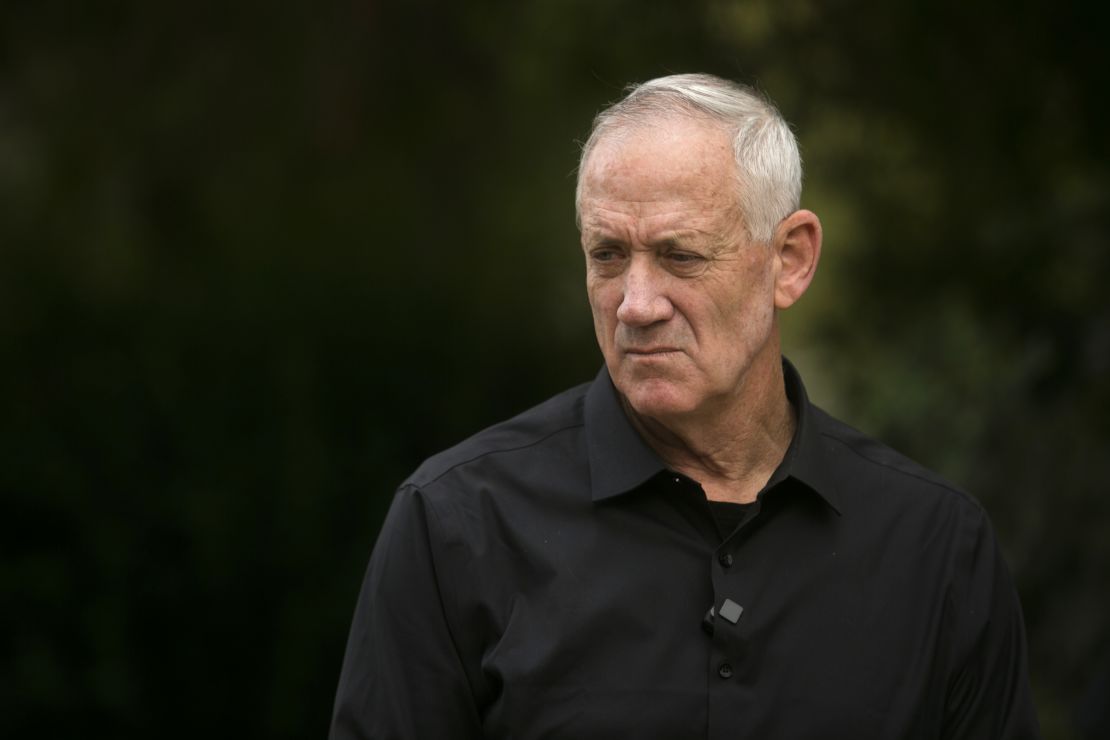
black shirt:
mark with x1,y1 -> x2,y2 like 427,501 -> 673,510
331,360 -> 1039,739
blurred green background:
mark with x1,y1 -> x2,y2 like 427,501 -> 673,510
3,0 -> 1107,737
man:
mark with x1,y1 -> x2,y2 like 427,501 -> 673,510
331,73 -> 1040,739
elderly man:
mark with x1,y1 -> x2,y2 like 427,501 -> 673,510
330,74 -> 1039,739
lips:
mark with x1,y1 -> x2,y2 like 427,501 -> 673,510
624,347 -> 680,356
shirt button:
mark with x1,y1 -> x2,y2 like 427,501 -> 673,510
718,662 -> 734,679
718,552 -> 733,568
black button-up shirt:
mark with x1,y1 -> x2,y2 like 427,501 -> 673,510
331,361 -> 1039,739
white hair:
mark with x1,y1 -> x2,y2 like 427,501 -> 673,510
576,73 -> 802,243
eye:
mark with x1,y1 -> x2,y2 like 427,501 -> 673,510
664,250 -> 708,275
588,246 -> 627,271
668,252 -> 699,263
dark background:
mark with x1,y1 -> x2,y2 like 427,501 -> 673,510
3,0 -> 1108,737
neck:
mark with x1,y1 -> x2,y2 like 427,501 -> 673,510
622,356 -> 795,504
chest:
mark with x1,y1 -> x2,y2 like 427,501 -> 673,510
449,496 -> 954,739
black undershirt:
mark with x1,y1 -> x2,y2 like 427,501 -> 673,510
708,500 -> 753,539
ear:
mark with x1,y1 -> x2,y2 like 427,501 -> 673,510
772,209 -> 822,310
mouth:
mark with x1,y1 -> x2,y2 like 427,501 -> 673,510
624,348 -> 681,357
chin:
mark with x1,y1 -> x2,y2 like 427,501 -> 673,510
618,378 -> 701,420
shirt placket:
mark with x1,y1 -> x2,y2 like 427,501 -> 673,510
665,472 -> 768,739
707,497 -> 762,739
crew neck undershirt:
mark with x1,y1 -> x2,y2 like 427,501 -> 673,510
707,499 -> 753,539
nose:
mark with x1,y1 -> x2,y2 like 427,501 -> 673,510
615,257 -> 673,327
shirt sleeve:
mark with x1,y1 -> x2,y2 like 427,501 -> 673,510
942,505 -> 1041,739
330,485 -> 483,740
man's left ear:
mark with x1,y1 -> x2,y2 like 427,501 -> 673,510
773,209 -> 822,310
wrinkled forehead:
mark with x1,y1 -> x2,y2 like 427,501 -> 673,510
579,116 -> 739,209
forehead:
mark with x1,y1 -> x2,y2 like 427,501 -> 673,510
580,115 -> 737,209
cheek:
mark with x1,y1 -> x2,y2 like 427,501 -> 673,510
586,281 -> 617,317
729,293 -> 773,336
732,260 -> 777,320
586,285 -> 616,341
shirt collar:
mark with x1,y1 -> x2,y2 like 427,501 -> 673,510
584,358 -> 844,514
584,366 -> 667,501
779,358 -> 844,515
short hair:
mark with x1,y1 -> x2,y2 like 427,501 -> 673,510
576,73 -> 802,244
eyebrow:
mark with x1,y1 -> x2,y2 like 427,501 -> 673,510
651,230 -> 730,254
652,232 -> 698,248
584,229 -> 709,248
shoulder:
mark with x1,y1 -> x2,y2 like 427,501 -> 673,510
405,380 -> 592,493
809,404 -> 983,517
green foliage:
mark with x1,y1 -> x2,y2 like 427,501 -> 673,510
2,0 -> 1106,737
